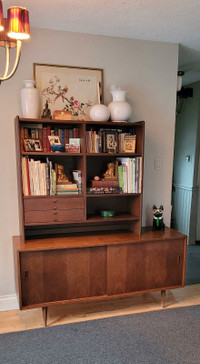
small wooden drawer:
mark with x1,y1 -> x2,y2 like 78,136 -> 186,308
24,208 -> 84,225
24,196 -> 84,211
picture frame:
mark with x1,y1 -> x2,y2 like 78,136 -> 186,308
105,131 -> 118,153
24,138 -> 43,152
48,136 -> 61,145
123,134 -> 136,153
34,63 -> 103,121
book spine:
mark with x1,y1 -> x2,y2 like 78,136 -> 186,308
46,159 -> 50,195
25,157 -> 31,196
47,126 -> 51,152
20,127 -> 24,152
21,157 -> 28,196
69,129 -> 73,138
132,158 -> 136,193
38,128 -> 43,147
61,129 -> 65,145
139,157 -> 142,193
49,161 -> 53,195
42,127 -> 47,152
64,129 -> 69,144
24,128 -> 29,138
73,128 -> 79,138
89,130 -> 92,153
118,165 -> 123,191
135,157 -> 139,193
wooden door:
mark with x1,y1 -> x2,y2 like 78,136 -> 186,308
20,246 -> 107,307
107,239 -> 185,295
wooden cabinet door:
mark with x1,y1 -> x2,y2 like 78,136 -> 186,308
20,246 -> 107,307
107,239 -> 185,295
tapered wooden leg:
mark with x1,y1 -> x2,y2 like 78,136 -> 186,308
42,307 -> 48,327
161,290 -> 166,308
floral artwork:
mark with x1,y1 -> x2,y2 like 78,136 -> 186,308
42,76 -> 92,117
34,64 -> 103,120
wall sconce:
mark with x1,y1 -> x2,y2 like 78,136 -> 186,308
0,1 -> 30,83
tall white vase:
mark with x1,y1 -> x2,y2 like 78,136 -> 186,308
108,88 -> 132,121
21,80 -> 40,118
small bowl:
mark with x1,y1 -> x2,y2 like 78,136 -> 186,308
51,144 -> 65,153
100,210 -> 116,218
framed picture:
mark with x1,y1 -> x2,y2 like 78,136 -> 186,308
105,131 -> 118,153
48,136 -> 61,145
34,63 -> 103,121
24,138 -> 43,152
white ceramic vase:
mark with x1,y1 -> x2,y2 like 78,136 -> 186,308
21,80 -> 40,118
90,104 -> 110,121
108,88 -> 132,121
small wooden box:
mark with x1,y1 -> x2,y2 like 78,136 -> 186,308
53,110 -> 72,120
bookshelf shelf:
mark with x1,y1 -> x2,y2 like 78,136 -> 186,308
19,118 -> 84,125
86,153 -> 141,157
85,120 -> 143,127
22,152 -> 83,157
87,214 -> 139,223
86,193 -> 140,197
23,194 -> 84,199
15,116 -> 144,239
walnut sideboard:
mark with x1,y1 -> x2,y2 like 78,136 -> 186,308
13,227 -> 187,326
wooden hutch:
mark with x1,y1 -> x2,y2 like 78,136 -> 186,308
13,116 -> 187,326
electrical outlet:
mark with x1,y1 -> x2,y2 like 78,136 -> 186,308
154,158 -> 161,170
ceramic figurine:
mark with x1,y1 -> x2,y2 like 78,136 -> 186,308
152,205 -> 165,231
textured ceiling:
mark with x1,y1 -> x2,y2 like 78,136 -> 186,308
3,0 -> 200,84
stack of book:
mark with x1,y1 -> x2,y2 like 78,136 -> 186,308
21,157 -> 56,196
56,183 -> 79,195
20,123 -> 79,152
117,157 -> 142,193
86,128 -> 136,153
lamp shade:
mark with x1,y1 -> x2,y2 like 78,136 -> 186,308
7,6 -> 30,40
0,0 -> 4,31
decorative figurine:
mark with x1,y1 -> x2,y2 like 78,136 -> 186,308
152,205 -> 165,231
41,100 -> 52,119
103,161 -> 118,180
57,164 -> 71,184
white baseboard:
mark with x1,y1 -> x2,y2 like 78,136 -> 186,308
0,294 -> 19,311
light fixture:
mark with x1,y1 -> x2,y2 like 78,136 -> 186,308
177,71 -> 185,92
0,1 -> 30,83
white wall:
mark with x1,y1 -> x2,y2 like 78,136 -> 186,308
0,28 -> 178,303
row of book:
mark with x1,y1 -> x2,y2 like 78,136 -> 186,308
117,157 -> 142,193
21,123 -> 79,152
86,128 -> 136,153
21,157 -> 81,196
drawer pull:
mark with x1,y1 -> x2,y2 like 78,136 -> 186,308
53,212 -> 57,215
24,270 -> 29,280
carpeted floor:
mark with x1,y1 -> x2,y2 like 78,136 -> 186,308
186,246 -> 200,285
0,305 -> 199,364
